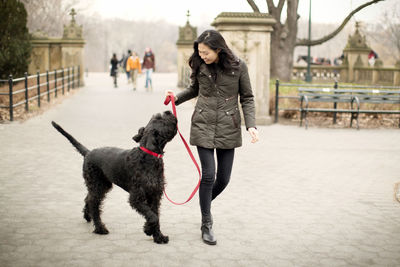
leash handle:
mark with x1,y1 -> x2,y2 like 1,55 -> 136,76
163,94 -> 201,205
164,94 -> 177,118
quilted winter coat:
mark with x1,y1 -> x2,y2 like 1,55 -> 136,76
175,59 -> 256,149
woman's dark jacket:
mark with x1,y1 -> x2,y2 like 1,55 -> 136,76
175,59 -> 256,149
110,58 -> 119,76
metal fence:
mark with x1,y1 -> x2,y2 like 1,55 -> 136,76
0,66 -> 80,121
274,79 -> 400,123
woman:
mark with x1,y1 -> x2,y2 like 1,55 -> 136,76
126,51 -> 141,91
143,47 -> 155,91
166,30 -> 259,245
110,53 -> 119,88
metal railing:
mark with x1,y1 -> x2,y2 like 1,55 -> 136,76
274,79 -> 400,123
0,66 -> 80,121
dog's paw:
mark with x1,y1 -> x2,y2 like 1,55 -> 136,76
93,227 -> 109,235
153,234 -> 169,244
144,223 -> 154,236
83,213 -> 91,223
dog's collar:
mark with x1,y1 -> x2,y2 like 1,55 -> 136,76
140,146 -> 163,158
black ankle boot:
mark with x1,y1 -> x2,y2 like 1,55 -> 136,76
201,215 -> 217,245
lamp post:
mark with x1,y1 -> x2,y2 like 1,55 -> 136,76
305,0 -> 312,82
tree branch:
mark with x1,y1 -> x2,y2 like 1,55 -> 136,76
296,0 -> 384,46
266,0 -> 286,23
266,0 -> 276,15
276,0 -> 286,15
286,0 -> 299,27
247,0 -> 260,13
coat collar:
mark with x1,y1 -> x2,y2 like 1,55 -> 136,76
199,63 -> 211,77
199,63 -> 224,83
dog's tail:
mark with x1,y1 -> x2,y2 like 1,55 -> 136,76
51,121 -> 90,156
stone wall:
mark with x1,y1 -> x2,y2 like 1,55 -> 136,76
293,23 -> 400,85
28,9 -> 85,83
292,65 -> 400,85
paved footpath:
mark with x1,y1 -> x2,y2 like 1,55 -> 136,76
1,73 -> 400,267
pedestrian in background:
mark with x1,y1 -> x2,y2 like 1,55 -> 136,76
166,30 -> 259,246
123,50 -> 132,83
368,50 -> 378,66
110,53 -> 119,88
126,51 -> 142,91
143,47 -> 155,92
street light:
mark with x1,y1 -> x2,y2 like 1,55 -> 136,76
305,0 -> 312,82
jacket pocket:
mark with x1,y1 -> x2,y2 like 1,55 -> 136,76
225,107 -> 239,129
191,107 -> 203,122
220,71 -> 239,86
224,95 -> 237,103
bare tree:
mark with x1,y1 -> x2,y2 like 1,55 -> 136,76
382,9 -> 400,61
20,0 -> 183,73
80,16 -> 179,72
246,0 -> 384,81
21,0 -> 87,37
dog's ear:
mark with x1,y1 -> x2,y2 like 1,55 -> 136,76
132,127 -> 145,142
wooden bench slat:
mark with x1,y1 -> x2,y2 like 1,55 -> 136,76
299,93 -> 400,99
304,108 -> 358,113
358,110 -> 400,114
305,99 -> 355,103
298,88 -> 400,94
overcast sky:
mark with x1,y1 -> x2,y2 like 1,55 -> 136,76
81,0 -> 398,25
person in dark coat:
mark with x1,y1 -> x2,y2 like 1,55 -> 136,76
110,53 -> 120,88
166,29 -> 259,245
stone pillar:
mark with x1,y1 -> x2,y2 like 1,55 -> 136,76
342,22 -> 370,83
28,9 -> 85,84
176,11 -> 197,88
394,60 -> 400,86
212,12 -> 275,125
61,9 -> 85,85
29,31 -> 50,74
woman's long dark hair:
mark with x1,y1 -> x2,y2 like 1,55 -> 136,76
189,30 -> 239,75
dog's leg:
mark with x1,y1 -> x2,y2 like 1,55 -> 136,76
87,186 -> 112,234
129,188 -> 168,244
143,194 -> 162,237
84,168 -> 112,235
83,195 -> 91,222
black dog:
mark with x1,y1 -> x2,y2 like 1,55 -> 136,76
51,111 -> 177,244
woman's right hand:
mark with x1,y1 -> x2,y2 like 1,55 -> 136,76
165,90 -> 175,97
164,90 -> 177,105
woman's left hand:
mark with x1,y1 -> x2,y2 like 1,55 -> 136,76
248,127 -> 259,143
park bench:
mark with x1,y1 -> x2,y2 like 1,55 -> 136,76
298,87 -> 400,129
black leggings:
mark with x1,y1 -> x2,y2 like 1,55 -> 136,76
197,146 -> 235,217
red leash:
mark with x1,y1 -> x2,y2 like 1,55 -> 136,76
163,94 -> 201,205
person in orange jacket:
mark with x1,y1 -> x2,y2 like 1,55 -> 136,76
126,51 -> 142,91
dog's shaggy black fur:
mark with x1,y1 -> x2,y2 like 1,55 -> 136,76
51,111 -> 177,244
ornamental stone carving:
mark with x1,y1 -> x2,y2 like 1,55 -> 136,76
343,22 -> 371,82
63,8 -> 83,40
